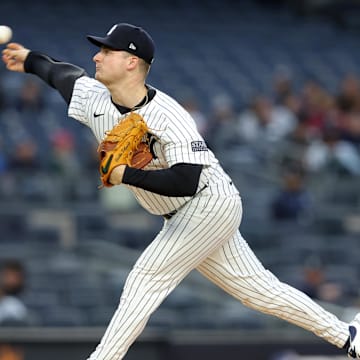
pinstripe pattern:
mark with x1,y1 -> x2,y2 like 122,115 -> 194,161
66,76 -> 350,360
197,231 -> 349,348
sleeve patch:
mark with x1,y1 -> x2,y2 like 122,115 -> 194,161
191,141 -> 208,152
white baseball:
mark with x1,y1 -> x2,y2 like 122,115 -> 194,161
0,26 -> 12,44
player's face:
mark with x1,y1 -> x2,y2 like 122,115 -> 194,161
93,47 -> 129,86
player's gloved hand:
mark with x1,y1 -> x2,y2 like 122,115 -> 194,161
2,43 -> 30,72
98,112 -> 153,187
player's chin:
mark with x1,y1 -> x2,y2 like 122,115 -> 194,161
94,72 -> 106,84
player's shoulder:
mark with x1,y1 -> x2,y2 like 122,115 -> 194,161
74,75 -> 109,95
150,87 -> 189,118
152,88 -> 181,107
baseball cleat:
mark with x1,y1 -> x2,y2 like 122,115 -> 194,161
348,313 -> 360,358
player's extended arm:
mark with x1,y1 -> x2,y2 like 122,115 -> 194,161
2,43 -> 86,104
111,163 -> 203,197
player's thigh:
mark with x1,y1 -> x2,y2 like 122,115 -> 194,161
197,230 -> 268,294
134,194 -> 242,279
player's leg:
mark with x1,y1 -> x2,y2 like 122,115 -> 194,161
197,229 -> 349,349
87,194 -> 242,360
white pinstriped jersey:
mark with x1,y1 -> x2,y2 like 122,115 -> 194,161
68,76 -> 239,215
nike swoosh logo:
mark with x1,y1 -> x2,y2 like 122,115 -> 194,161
94,113 -> 105,118
101,155 -> 113,174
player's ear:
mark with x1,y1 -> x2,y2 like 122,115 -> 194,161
127,55 -> 139,70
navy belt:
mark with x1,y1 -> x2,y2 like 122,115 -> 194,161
163,209 -> 178,220
162,184 -> 209,220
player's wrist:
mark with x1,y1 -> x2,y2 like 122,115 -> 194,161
109,165 -> 126,185
23,51 -> 43,73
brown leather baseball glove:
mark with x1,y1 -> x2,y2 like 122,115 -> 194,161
98,112 -> 153,187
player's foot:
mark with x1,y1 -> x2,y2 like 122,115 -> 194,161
348,313 -> 360,358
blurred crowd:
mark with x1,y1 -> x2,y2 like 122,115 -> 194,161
200,70 -> 360,175
185,69 -> 360,221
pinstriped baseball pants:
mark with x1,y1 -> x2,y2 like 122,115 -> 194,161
87,193 -> 349,360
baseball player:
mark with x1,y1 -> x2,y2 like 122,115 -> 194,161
2,23 -> 360,360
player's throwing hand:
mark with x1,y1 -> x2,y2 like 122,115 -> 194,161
2,43 -> 30,72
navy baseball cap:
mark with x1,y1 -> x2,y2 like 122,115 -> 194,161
87,23 -> 155,64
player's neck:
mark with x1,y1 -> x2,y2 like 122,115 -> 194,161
110,82 -> 147,109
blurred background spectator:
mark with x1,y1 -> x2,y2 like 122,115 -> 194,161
206,93 -> 239,152
270,165 -> 312,222
237,94 -> 297,144
304,125 -> 360,176
0,260 -> 29,326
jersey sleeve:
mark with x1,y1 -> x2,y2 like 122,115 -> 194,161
68,76 -> 99,125
162,112 -> 211,167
